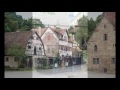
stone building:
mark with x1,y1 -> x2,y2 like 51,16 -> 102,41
87,12 -> 116,73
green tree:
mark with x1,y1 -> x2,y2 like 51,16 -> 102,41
7,43 -> 26,68
88,17 -> 96,39
75,15 -> 88,50
33,19 -> 45,28
96,15 -> 102,26
5,12 -> 45,32
68,26 -> 73,34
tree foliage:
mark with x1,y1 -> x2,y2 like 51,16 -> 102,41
75,15 -> 88,50
74,14 -> 102,50
8,43 -> 26,57
32,18 -> 45,28
5,12 -> 45,32
88,14 -> 102,40
68,26 -> 73,34
88,17 -> 96,39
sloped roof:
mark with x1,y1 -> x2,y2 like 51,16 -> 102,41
87,12 -> 115,44
5,31 -> 33,55
103,12 -> 116,26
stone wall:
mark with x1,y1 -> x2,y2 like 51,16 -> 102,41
87,17 -> 115,73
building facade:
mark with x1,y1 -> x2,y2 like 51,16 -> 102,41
87,12 -> 116,73
33,26 -> 73,67
5,30 -> 45,68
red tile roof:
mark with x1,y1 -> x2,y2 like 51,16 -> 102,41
103,12 -> 116,26
5,31 -> 33,55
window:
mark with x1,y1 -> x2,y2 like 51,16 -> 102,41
112,58 -> 115,64
14,57 -> 19,62
39,47 -> 41,50
104,68 -> 107,73
97,58 -> 99,64
34,46 -> 36,55
6,57 -> 9,62
36,37 -> 39,40
104,34 -> 107,41
94,45 -> 97,52
93,58 -> 99,64
47,34 -> 51,40
93,58 -> 96,64
28,45 -> 31,49
104,24 -> 107,28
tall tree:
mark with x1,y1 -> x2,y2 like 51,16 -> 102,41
75,15 -> 88,50
68,26 -> 73,34
88,17 -> 96,39
96,15 -> 102,26
32,18 -> 45,28
5,12 -> 45,32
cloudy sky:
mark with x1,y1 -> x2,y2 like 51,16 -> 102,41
16,12 -> 103,24
88,12 -> 103,20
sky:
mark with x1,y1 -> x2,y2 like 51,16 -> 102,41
88,12 -> 103,20
16,12 -> 103,25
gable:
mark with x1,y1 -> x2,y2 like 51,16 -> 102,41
41,28 -> 59,41
88,17 -> 114,43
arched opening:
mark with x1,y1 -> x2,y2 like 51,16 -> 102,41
94,45 -> 97,52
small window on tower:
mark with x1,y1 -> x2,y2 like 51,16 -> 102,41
104,34 -> 107,41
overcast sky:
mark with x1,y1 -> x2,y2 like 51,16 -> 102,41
88,12 -> 103,20
16,12 -> 103,26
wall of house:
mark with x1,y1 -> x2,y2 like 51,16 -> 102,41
4,56 -> 19,68
59,31 -> 73,57
87,17 -> 115,73
42,28 -> 59,57
25,33 -> 45,68
25,33 -> 45,56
